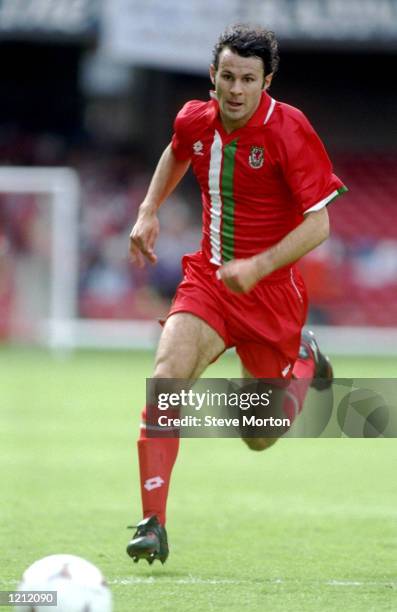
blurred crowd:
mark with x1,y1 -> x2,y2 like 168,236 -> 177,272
1,130 -> 397,339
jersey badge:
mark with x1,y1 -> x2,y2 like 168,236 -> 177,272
193,140 -> 204,155
249,146 -> 264,169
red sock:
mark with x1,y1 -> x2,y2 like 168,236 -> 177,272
137,406 -> 179,526
282,353 -> 315,422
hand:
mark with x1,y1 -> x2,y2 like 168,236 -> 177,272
129,210 -> 160,267
216,256 -> 264,294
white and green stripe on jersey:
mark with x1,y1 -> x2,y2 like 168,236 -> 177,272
208,130 -> 238,265
207,97 -> 276,265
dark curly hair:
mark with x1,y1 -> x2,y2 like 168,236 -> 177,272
212,24 -> 280,77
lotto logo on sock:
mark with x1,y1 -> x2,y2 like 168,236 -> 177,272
144,476 -> 165,491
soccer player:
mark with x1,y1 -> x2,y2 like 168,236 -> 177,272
126,24 -> 347,564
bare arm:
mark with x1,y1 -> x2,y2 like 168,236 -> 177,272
217,207 -> 330,293
129,144 -> 191,267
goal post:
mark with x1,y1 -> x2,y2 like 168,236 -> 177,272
0,166 -> 80,347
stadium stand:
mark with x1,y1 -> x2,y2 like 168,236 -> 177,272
300,154 -> 397,326
1,141 -> 396,329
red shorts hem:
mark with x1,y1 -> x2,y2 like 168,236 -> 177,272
166,306 -> 229,347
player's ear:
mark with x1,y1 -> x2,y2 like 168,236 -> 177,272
209,64 -> 216,85
263,72 -> 273,90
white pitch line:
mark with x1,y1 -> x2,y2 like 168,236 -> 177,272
110,577 -> 396,588
327,580 -> 396,587
3,577 -> 395,589
110,577 -> 242,585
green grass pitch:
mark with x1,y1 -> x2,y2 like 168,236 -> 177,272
1,347 -> 396,611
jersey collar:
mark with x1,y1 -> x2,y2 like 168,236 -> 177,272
208,90 -> 274,129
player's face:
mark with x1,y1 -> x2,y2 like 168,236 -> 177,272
210,48 -> 272,132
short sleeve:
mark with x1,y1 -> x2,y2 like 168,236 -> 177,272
171,103 -> 195,161
282,111 -> 347,214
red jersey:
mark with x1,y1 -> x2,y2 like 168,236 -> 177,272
171,91 -> 347,281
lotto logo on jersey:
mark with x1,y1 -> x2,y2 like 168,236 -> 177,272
249,146 -> 264,169
193,140 -> 204,155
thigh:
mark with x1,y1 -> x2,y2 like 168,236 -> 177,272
154,312 -> 226,379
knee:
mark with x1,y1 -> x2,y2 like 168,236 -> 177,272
153,353 -> 194,379
153,363 -> 174,378
153,351 -> 183,378
242,437 -> 279,451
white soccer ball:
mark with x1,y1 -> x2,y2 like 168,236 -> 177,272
18,554 -> 113,612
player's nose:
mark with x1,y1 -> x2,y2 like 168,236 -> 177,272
230,79 -> 243,95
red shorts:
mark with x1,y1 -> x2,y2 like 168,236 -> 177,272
166,251 -> 308,378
